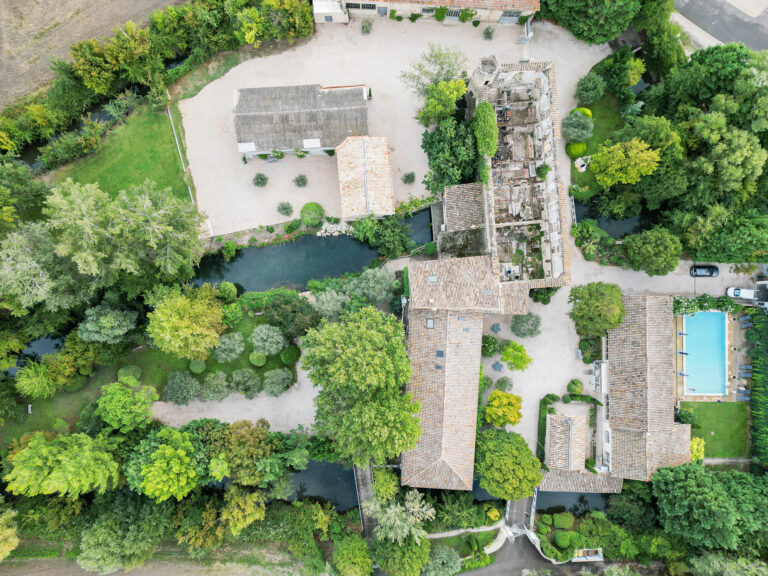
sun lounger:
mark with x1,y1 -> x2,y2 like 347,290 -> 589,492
740,372 -> 753,379
742,322 -> 754,329
740,364 -> 753,370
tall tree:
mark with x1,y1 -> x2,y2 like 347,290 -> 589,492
590,139 -> 660,188
372,536 -> 431,576
96,377 -> 158,434
422,118 -> 478,194
302,307 -> 421,465
332,534 -> 373,576
77,303 -> 138,344
653,464 -> 739,550
621,227 -> 682,276
363,490 -> 435,546
147,284 -> 225,361
544,0 -> 642,44
417,79 -> 466,127
400,44 -> 468,97
472,101 -> 498,158
0,498 -> 19,562
474,429 -> 542,501
4,432 -> 118,498
569,283 -> 625,338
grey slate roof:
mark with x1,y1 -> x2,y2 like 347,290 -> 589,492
401,309 -> 484,491
443,183 -> 487,233
233,84 -> 368,150
545,413 -> 587,472
408,256 -> 503,313
606,295 -> 691,481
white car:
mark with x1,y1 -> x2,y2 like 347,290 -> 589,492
726,287 -> 756,300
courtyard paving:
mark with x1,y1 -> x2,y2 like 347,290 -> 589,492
180,19 -> 609,235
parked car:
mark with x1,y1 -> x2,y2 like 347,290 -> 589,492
726,287 -> 757,299
690,265 -> 719,278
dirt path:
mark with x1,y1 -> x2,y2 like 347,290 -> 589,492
0,0 -> 179,108
1,558 -> 302,576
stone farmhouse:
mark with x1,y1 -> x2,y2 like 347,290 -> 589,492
402,60 -> 570,491
313,0 -> 538,25
540,295 -> 692,493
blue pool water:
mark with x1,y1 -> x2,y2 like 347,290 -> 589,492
684,311 -> 727,396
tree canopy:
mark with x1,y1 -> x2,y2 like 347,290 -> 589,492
96,377 -> 158,434
302,307 -> 421,465
475,429 -> 542,501
569,283 -> 625,338
621,227 -> 682,276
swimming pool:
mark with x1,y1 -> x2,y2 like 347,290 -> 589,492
683,311 -> 727,396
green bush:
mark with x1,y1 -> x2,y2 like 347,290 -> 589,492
553,531 -> 572,549
540,514 -> 553,526
461,551 -> 494,571
249,352 -> 267,367
280,344 -> 301,365
571,107 -> 592,118
567,379 -> 583,395
425,241 -> 437,256
472,20 -> 480,27
434,6 -> 448,21
284,219 -> 302,234
253,173 -> 268,187
361,19 -> 372,34
575,71 -> 607,106
222,240 -> 238,262
566,142 -> 587,158
277,202 -> 293,217
300,202 -> 325,227
293,174 -> 308,187
218,281 -> 237,304
563,111 -> 594,142
117,365 -> 141,382
537,522 -> 551,535
495,376 -> 512,392
402,171 -> 416,184
189,360 -> 206,374
163,371 -> 200,405
408,13 -> 422,22
272,150 -> 285,159
510,313 -> 541,338
222,302 -> 244,328
562,394 -> 572,404
483,26 -> 494,40
459,8 -> 475,22
553,512 -> 574,530
481,334 -> 501,357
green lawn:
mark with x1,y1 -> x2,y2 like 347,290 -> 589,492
681,401 -> 750,458
570,93 -> 624,191
52,106 -> 189,202
432,529 -> 499,557
1,313 -> 295,446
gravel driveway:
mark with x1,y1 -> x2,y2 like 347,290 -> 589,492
179,19 -> 609,235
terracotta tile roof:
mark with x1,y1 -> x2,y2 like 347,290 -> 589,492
401,309 -> 484,491
606,295 -> 692,481
408,256 -> 503,312
443,183 -> 486,233
233,84 -> 367,150
539,470 -> 624,494
336,136 -> 395,221
545,413 -> 587,472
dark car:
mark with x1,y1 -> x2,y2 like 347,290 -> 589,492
690,264 -> 719,278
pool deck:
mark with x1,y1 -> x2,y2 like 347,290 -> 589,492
674,314 -> 743,403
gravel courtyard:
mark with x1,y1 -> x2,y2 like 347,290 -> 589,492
153,365 -> 317,433
180,19 -> 609,235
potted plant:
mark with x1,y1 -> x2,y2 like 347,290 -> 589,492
362,19 -> 372,34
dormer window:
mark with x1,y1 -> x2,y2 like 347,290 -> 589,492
428,275 -> 438,283
426,318 -> 434,329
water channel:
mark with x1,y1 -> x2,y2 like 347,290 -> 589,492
289,460 -> 357,511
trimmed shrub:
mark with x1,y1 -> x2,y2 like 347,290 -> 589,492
425,241 -> 437,256
293,174 -> 308,187
553,512 -> 574,530
566,142 -> 587,158
163,371 -> 200,405
373,468 -> 400,502
200,371 -> 230,402
189,360 -> 206,375
218,281 -> 237,304
510,313 -> 541,338
250,324 -> 286,356
213,332 -> 245,363
575,71 -> 606,106
277,202 -> 293,216
231,368 -> 262,399
284,219 -> 302,234
553,531 -> 572,549
567,379 -> 584,395
571,107 -> 592,118
300,202 -> 325,227
117,365 -> 141,382
562,111 -> 594,142
222,240 -> 237,262
280,344 -> 301,365
253,173 -> 268,187
481,334 -> 502,357
263,368 -> 294,396
495,376 -> 513,392
562,393 -> 572,404
402,172 -> 416,184
537,522 -> 551,535
483,26 -> 494,40
222,302 -> 244,328
249,352 -> 267,367
540,514 -> 553,526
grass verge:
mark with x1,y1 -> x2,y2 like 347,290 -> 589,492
569,93 -> 623,192
681,401 -> 749,458
51,106 -> 189,202
431,529 -> 498,557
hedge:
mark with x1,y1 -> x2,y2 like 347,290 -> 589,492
553,512 -> 574,530
749,310 -> 768,463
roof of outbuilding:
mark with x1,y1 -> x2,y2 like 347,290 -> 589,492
545,413 -> 587,472
233,84 -> 368,150
336,136 -> 395,221
606,295 -> 691,481
539,470 -> 624,493
401,309 -> 484,491
443,183 -> 487,233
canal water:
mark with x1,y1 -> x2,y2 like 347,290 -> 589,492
574,201 -> 641,239
289,460 -> 358,511
536,491 -> 608,515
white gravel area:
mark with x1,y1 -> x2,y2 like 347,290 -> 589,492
180,19 -> 609,235
153,366 -> 317,432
